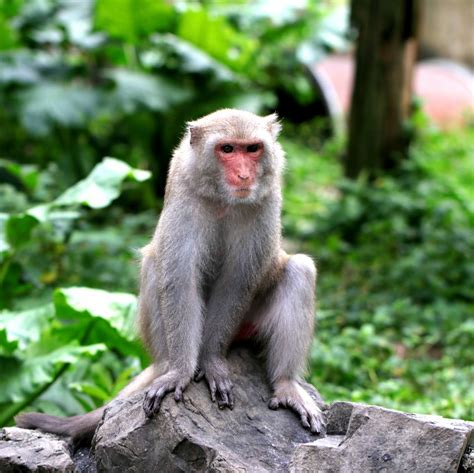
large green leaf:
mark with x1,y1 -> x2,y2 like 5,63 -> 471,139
0,17 -> 17,50
56,0 -> 104,49
0,159 -> 40,192
0,329 -> 17,356
0,51 -> 48,85
55,157 -> 151,209
1,158 -> 150,257
0,304 -> 54,355
150,34 -> 235,81
177,8 -> 256,72
94,0 -> 175,42
5,213 -> 37,249
107,69 -> 190,113
18,82 -> 101,136
54,287 -> 137,340
0,343 -> 105,405
53,287 -> 146,360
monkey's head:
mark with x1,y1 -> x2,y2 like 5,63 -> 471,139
183,109 -> 284,205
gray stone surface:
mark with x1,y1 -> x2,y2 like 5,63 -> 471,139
1,347 -> 472,472
0,426 -> 75,472
93,346 -> 325,472
462,446 -> 474,472
291,402 -> 474,473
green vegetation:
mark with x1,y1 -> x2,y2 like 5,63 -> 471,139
283,127 -> 474,420
1,0 -> 472,425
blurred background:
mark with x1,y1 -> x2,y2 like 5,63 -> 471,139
0,0 -> 472,426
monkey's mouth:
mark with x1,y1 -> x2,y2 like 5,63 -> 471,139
232,188 -> 252,197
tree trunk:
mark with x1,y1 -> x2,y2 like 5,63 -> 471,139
346,0 -> 420,178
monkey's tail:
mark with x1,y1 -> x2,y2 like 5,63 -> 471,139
15,408 -> 105,445
15,365 -> 157,445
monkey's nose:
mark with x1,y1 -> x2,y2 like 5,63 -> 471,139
238,174 -> 249,181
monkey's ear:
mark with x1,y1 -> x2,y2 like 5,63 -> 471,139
264,113 -> 282,139
187,123 -> 204,146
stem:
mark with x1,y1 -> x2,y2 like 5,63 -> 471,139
0,255 -> 12,287
124,44 -> 139,70
0,362 -> 71,426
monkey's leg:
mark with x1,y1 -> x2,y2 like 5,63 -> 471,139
256,254 -> 326,434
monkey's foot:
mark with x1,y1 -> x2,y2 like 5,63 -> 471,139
143,370 -> 191,417
195,358 -> 235,409
268,379 -> 326,434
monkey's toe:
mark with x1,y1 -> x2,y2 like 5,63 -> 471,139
309,412 -> 326,434
268,394 -> 326,435
297,408 -> 325,435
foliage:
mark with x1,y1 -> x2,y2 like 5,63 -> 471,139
0,0 -> 344,199
0,0 -> 471,427
0,157 -> 150,308
0,287 -> 146,425
282,127 -> 474,420
0,157 -> 150,425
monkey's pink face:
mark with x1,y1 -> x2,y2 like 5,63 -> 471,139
214,140 -> 264,198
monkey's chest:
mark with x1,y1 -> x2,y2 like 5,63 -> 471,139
198,216 -> 266,301
200,248 -> 225,303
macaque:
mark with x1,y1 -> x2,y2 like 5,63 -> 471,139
16,109 -> 325,443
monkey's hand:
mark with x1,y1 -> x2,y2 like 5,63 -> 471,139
195,358 -> 235,409
143,370 -> 192,417
268,379 -> 326,435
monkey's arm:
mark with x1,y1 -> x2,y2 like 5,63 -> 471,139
196,265 -> 252,409
197,216 -> 275,408
141,207 -> 204,416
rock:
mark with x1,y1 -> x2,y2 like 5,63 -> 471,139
291,401 -> 474,473
462,445 -> 474,472
1,346 -> 472,472
93,345 -> 325,472
0,427 -> 75,472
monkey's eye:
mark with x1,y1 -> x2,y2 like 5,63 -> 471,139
247,144 -> 260,153
221,144 -> 234,153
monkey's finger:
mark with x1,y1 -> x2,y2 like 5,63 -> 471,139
143,397 -> 154,417
268,397 -> 280,410
216,380 -> 233,408
174,386 -> 183,402
194,369 -> 204,382
217,389 -> 229,409
223,380 -> 234,409
174,378 -> 189,402
143,388 -> 158,417
149,386 -> 169,414
155,389 -> 169,410
143,394 -> 158,417
228,388 -> 235,409
209,379 -> 217,402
